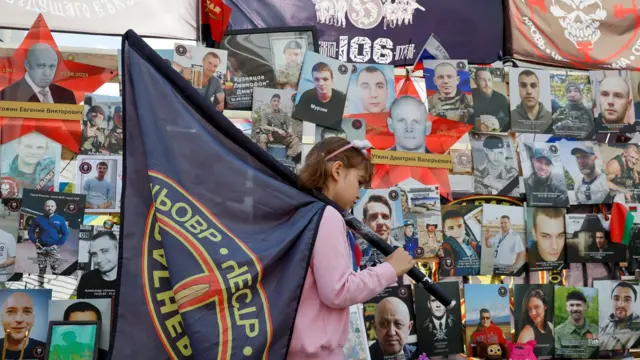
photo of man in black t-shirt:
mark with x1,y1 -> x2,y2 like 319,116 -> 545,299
292,55 -> 349,130
76,230 -> 118,299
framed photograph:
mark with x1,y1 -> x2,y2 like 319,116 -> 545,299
218,26 -> 318,110
76,155 -> 123,213
591,70 -> 637,134
48,299 -> 111,358
549,70 -> 594,139
172,44 -> 228,110
1,131 -> 61,198
0,289 -> 51,359
509,68 -> 553,133
81,94 -> 123,156
45,321 -> 100,360
424,60 -> 473,122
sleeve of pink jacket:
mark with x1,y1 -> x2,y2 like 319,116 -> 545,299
311,206 -> 398,309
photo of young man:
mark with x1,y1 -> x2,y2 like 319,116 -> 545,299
600,143 -> 640,203
424,60 -> 474,122
595,280 -> 640,358
271,37 -> 306,90
519,142 -> 570,207
510,68 -> 553,133
470,133 -> 519,197
76,156 -> 121,213
554,287 -> 600,359
438,204 -> 482,277
550,70 -> 594,139
414,281 -> 463,357
345,64 -> 394,115
0,289 -> 52,360
526,207 -> 566,272
172,44 -> 228,111
559,142 -> 609,205
76,229 -> 119,299
481,204 -> 526,275
591,70 -> 638,134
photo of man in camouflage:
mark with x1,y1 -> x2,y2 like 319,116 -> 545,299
552,80 -> 594,139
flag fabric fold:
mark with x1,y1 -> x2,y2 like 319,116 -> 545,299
111,30 -> 325,359
611,193 -> 634,245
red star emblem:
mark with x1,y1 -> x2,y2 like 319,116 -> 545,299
0,14 -> 116,152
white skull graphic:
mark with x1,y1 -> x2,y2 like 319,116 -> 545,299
0,183 -> 9,198
550,0 -> 607,47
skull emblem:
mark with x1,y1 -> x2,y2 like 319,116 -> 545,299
0,183 -> 8,198
550,0 -> 607,47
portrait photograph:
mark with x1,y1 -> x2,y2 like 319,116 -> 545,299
251,88 -> 302,170
526,206 -> 566,272
363,285 -> 417,360
470,132 -> 520,197
400,185 -> 441,258
172,43 -> 228,111
423,60 -> 473,123
549,70 -> 594,139
344,64 -> 395,115
591,70 -> 638,134
1,131 -> 61,198
559,141 -> 610,205
468,66 -> 509,132
45,321 -> 99,360
76,155 -> 122,213
594,280 -> 640,357
509,68 -> 553,134
414,281 -> 463,357
81,94 -> 123,156
0,199 -> 19,282
217,27 -> 317,109
438,203 -> 482,277
76,225 -> 119,299
481,204 -> 526,276
16,189 -> 85,276
314,118 -> 366,142
518,141 -> 570,207
565,214 -> 625,264
513,284 -> 555,360
464,284 -> 511,360
598,143 -> 640,203
0,288 -> 52,360
48,299 -> 111,358
374,95 -> 433,153
554,286 -> 599,359
292,51 -> 350,130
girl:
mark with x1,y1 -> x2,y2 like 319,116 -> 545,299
287,137 -> 416,359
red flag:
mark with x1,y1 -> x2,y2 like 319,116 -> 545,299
202,0 -> 232,42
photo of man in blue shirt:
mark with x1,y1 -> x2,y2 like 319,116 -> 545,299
28,199 -> 69,275
82,161 -> 113,210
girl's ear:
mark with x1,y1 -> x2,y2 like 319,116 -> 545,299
330,161 -> 343,182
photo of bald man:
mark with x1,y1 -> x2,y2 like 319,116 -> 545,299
386,96 -> 433,153
424,60 -> 474,122
591,70 -> 638,133
0,289 -> 52,360
0,43 -> 76,104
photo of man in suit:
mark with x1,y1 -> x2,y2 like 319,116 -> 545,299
0,43 -> 76,104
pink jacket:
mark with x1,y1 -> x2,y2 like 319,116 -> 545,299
287,206 -> 398,359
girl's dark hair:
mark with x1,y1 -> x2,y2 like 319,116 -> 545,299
518,286 -> 550,333
299,137 -> 372,192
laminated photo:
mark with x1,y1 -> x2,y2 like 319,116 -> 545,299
464,284 -> 511,359
76,224 -> 119,299
414,281 -> 463,357
510,68 -> 553,133
468,66 -> 509,132
80,94 -> 123,155
513,284 -> 555,360
554,286 -> 599,358
1,131 -> 61,198
566,214 -> 625,263
438,203 -> 482,277
398,185 -> 442,258
519,142 -> 569,207
599,143 -> 640,202
344,64 -> 395,115
172,43 -> 228,110
594,280 -> 640,356
549,70 -> 595,139
362,285 -> 417,360
48,298 -> 112,359
424,59 -> 473,122
251,88 -> 302,170
314,118 -> 366,142
0,199 -> 19,282
0,289 -> 52,359
481,204 -> 526,275
16,190 -> 85,276
470,132 -> 519,197
559,141 -> 610,205
292,51 -> 350,130
353,188 -> 404,269
344,304 -> 371,360
76,155 -> 122,213
526,207 -> 566,272
591,70 -> 637,134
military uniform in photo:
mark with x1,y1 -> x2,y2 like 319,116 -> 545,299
256,108 -> 300,158
524,147 -> 569,207
473,136 -> 519,197
598,282 -> 640,353
551,82 -> 594,139
569,144 -> 609,204
606,149 -> 640,202
554,290 -> 599,358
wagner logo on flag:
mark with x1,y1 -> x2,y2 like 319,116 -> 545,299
509,0 -> 640,69
142,171 -> 271,358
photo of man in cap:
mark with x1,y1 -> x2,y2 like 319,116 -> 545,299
551,80 -> 594,139
403,219 -> 420,258
425,61 -> 474,122
554,288 -> 599,358
472,135 -> 519,197
598,281 -> 640,354
522,144 -> 569,207
81,105 -> 107,155
566,143 -> 609,204
275,39 -> 304,90
104,105 -> 123,155
386,96 -> 433,153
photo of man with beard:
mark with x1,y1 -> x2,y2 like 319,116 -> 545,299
550,71 -> 595,139
595,281 -> 640,357
510,68 -> 553,133
519,142 -> 569,207
591,70 -> 637,133
469,67 -> 509,132
559,142 -> 610,205
554,288 -> 599,359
